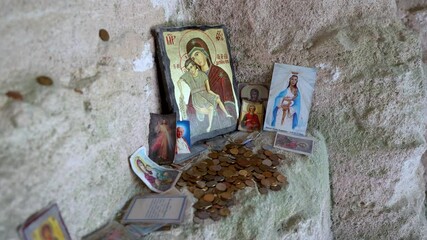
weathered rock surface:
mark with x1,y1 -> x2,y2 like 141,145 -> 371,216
1,0 -> 426,239
187,0 -> 427,239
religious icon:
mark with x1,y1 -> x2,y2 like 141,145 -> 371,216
238,100 -> 264,132
154,25 -> 239,144
129,146 -> 182,193
264,63 -> 317,136
148,113 -> 176,165
176,120 -> 191,154
238,83 -> 269,106
17,203 -> 71,240
273,131 -> 314,155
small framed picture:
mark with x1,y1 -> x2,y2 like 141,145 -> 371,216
176,120 -> 191,154
129,146 -> 182,193
238,100 -> 264,132
148,113 -> 176,165
153,25 -> 240,144
238,83 -> 269,104
273,132 -> 314,155
17,203 -> 71,240
264,63 -> 317,135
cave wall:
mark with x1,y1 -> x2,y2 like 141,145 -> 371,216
0,1 -> 189,239
1,0 -> 426,239
186,0 -> 427,239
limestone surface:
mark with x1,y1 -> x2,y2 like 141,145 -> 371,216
188,0 -> 427,239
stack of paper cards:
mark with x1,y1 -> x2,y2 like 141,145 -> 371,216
122,195 -> 187,224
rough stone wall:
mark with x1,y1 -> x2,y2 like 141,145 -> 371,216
188,0 -> 427,239
1,0 -> 426,240
0,1 -> 189,239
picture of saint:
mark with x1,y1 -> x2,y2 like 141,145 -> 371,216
155,26 -> 239,144
148,113 -> 176,165
178,59 -> 233,133
19,204 -> 71,240
129,147 -> 182,193
271,74 -> 301,128
238,100 -> 264,132
176,126 -> 190,154
264,63 -> 317,135
238,83 -> 269,103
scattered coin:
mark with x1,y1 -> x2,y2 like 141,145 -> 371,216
36,76 -> 53,86
259,187 -> 268,194
203,194 -> 215,202
216,182 -> 227,191
195,210 -> 210,219
5,91 -> 23,101
219,208 -> 230,217
99,29 -> 110,41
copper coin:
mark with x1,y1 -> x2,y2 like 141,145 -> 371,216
264,150 -> 273,157
230,148 -> 239,155
222,169 -> 235,178
36,76 -> 53,86
220,191 -> 232,200
263,171 -> 273,178
261,178 -> 271,187
206,181 -> 217,188
258,154 -> 266,160
196,181 -> 206,188
5,91 -> 24,101
208,152 -> 219,159
203,194 -> 215,202
216,182 -> 227,191
271,185 -> 282,191
193,189 -> 205,199
243,151 -> 253,158
267,177 -> 277,185
259,187 -> 268,194
209,165 -> 222,172
245,179 -> 255,187
277,174 -> 287,183
204,175 -> 215,181
214,176 -> 225,182
237,159 -> 250,168
210,212 -> 221,221
219,208 -> 231,217
99,29 -> 110,41
270,154 -> 279,161
254,173 -> 265,180
271,159 -> 280,166
238,169 -> 248,177
235,182 -> 246,189
194,200 -> 212,209
195,210 -> 210,219
262,159 -> 272,166
212,159 -> 220,165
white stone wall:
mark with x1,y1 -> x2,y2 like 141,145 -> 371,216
1,0 -> 426,239
188,0 -> 427,239
0,0 -> 189,239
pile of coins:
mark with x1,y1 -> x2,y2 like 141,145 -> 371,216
176,143 -> 288,222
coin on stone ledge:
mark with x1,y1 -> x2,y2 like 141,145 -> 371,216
203,193 -> 215,202
216,182 -> 227,191
219,208 -> 231,217
36,76 -> 53,86
99,29 -> 110,41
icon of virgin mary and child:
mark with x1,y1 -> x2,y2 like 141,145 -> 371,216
177,38 -> 237,135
